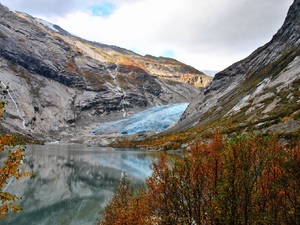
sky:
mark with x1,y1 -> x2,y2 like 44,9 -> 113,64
0,0 -> 294,71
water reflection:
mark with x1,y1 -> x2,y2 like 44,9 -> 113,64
3,144 -> 162,225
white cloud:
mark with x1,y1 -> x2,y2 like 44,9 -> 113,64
0,0 -> 294,70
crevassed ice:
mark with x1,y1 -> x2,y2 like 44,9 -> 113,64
91,102 -> 189,135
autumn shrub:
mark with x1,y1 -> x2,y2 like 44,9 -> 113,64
99,132 -> 300,225
98,175 -> 153,225
0,82 -> 32,219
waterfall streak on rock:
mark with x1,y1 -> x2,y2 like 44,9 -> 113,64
107,63 -> 128,117
3,177 -> 14,191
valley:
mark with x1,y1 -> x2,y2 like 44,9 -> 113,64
0,0 -> 299,147
1,0 -> 300,224
0,3 -> 211,144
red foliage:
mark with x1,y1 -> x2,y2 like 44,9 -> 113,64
99,133 -> 300,224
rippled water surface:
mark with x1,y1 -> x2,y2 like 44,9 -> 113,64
2,143 -> 162,225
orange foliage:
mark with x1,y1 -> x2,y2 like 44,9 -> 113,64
98,175 -> 153,225
0,83 -> 32,219
100,132 -> 300,224
65,59 -> 77,73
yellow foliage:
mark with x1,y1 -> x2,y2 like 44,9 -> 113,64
0,82 -> 32,219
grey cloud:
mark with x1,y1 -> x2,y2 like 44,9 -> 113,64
1,0 -> 80,17
0,0 -> 141,17
156,0 -> 293,53
0,0 -> 294,70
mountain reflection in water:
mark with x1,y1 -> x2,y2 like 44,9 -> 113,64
2,143 -> 162,225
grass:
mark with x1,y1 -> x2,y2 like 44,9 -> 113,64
81,70 -> 108,90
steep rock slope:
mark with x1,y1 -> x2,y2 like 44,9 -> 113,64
0,4 -> 209,141
172,0 -> 300,136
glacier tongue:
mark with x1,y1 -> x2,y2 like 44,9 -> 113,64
91,103 -> 189,135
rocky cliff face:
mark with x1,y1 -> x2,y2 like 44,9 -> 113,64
171,0 -> 300,136
138,55 -> 212,88
0,4 -> 211,142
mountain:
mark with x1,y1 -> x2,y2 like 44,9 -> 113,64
201,70 -> 219,77
0,3 -> 212,142
168,0 -> 300,137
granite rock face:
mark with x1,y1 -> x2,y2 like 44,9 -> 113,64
170,0 -> 300,135
0,4 -> 210,141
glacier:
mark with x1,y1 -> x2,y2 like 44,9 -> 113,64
91,102 -> 189,135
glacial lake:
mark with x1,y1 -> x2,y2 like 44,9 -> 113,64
2,143 -> 163,225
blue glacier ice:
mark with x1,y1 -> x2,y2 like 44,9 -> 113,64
91,102 -> 189,135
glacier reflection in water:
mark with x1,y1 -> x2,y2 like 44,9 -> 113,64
2,143 -> 162,225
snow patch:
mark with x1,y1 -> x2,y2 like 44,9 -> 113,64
35,18 -> 59,32
91,103 -> 189,135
